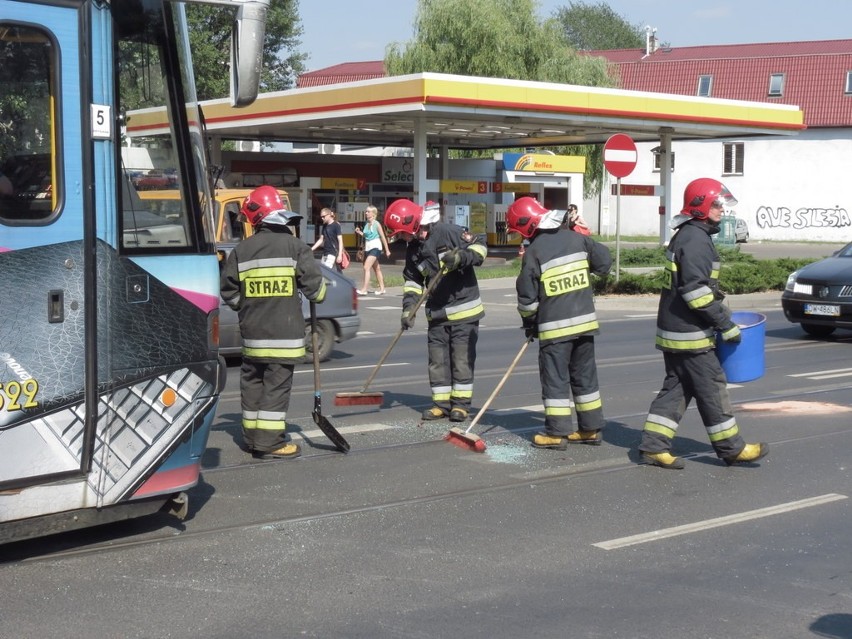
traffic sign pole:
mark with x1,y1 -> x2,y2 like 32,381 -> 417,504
603,134 -> 638,283
615,177 -> 622,281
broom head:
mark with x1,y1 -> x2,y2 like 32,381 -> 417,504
444,427 -> 486,453
334,391 -> 384,407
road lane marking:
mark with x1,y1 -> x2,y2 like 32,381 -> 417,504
294,362 -> 410,375
801,372 -> 852,381
789,367 -> 852,379
592,493 -> 848,550
294,422 -> 397,440
288,424 -> 399,439
491,404 -> 542,414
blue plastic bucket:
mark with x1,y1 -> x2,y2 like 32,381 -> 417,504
715,311 -> 766,383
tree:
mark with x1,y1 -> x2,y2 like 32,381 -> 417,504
386,0 -> 612,86
384,0 -> 617,197
552,1 -> 645,51
186,0 -> 306,101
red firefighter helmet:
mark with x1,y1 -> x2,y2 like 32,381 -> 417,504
384,199 -> 423,236
507,196 -> 549,239
241,185 -> 288,227
681,178 -> 738,220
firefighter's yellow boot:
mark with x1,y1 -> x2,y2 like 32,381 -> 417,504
449,407 -> 469,423
532,432 -> 568,450
565,430 -> 602,446
253,443 -> 301,460
724,442 -> 769,466
641,451 -> 685,469
422,406 -> 449,421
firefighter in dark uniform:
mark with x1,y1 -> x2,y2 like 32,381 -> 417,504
639,178 -> 769,469
507,197 -> 612,449
384,199 -> 488,422
221,186 -> 326,459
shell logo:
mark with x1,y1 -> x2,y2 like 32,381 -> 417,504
514,154 -> 535,171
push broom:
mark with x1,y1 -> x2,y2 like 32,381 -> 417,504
334,269 -> 446,407
444,336 -> 533,453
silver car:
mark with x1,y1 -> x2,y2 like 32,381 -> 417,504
219,259 -> 360,362
734,217 -> 749,243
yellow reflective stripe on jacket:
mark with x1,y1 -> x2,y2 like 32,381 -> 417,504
538,312 -> 598,341
313,280 -> 328,303
655,327 -> 714,351
243,346 -> 306,359
238,256 -> 298,275
662,252 -> 677,289
468,243 -> 488,259
444,297 -> 484,322
403,279 -> 424,295
238,265 -> 297,280
683,285 -> 715,310
518,300 -> 539,317
242,337 -> 306,359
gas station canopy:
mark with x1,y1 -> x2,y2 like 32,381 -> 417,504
124,71 -> 804,242
181,72 -> 805,149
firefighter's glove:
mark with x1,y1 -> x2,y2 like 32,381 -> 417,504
440,248 -> 464,272
720,324 -> 741,344
401,312 -> 415,331
522,318 -> 537,341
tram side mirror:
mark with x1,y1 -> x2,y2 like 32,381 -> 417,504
231,1 -> 269,107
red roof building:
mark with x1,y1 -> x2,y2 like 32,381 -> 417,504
297,61 -> 385,88
589,40 -> 852,128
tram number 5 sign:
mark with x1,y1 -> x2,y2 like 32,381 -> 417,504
603,133 -> 637,179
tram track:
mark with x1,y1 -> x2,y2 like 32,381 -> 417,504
6,379 -> 851,566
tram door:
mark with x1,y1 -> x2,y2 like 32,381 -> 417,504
0,4 -> 91,490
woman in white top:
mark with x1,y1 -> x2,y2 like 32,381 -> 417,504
354,204 -> 391,295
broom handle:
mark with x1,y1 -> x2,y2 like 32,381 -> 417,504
466,338 -> 532,434
359,269 -> 445,394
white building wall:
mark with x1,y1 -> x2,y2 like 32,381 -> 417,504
589,128 -> 852,243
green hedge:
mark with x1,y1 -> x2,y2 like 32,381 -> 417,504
594,246 -> 814,296
383,246 -> 817,295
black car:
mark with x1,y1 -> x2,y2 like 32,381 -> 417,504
781,242 -> 852,337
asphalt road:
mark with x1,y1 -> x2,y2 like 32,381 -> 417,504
3,279 -> 851,639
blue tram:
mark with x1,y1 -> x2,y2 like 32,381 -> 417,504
0,0 -> 268,543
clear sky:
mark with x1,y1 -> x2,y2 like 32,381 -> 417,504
299,0 -> 852,72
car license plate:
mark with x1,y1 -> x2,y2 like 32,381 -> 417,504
804,303 -> 840,316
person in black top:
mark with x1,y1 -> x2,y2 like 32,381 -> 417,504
311,207 -> 344,271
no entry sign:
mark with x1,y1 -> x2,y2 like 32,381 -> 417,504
603,133 -> 637,179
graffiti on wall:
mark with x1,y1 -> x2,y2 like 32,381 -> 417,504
756,206 -> 852,229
